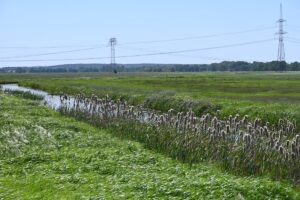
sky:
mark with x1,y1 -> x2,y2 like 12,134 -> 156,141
0,0 -> 299,67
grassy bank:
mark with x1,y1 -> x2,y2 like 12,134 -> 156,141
0,93 -> 299,199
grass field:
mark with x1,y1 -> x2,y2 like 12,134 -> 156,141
5,72 -> 300,102
1,93 -> 300,199
1,72 -> 300,127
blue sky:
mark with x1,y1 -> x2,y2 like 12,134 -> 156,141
0,0 -> 299,67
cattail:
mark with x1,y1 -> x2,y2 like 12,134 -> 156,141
209,134 -> 214,143
292,135 -> 300,147
193,117 -> 197,124
221,130 -> 226,140
226,125 -> 230,134
247,124 -> 252,134
288,122 -> 294,134
211,117 -> 218,129
243,134 -> 251,145
150,113 -> 157,121
228,115 -> 232,126
204,123 -> 207,131
159,115 -> 164,123
291,152 -> 296,160
190,111 -> 195,121
239,131 -> 244,138
212,129 -> 216,136
237,120 -> 241,126
183,116 -> 187,126
279,146 -> 284,154
271,133 -> 275,140
216,122 -> 222,133
279,119 -> 283,126
207,127 -> 212,134
285,152 -> 289,160
291,141 -> 296,153
235,123 -> 240,133
175,120 -> 179,127
203,114 -> 208,123
254,118 -> 259,129
194,127 -> 198,133
234,114 -> 239,124
206,113 -> 211,121
269,137 -> 274,148
242,115 -> 248,126
263,126 -> 269,137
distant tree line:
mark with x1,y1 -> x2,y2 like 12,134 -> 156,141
0,61 -> 299,73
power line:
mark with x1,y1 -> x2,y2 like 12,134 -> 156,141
0,26 -> 276,49
0,44 -> 104,49
0,38 -> 274,62
119,45 -> 233,61
284,25 -> 300,34
0,45 -> 109,60
287,39 -> 300,44
0,26 -> 276,61
288,37 -> 300,42
117,39 -> 274,58
119,26 -> 276,45
288,25 -> 300,30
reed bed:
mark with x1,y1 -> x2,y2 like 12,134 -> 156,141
59,93 -> 300,183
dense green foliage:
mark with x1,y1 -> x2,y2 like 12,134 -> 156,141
1,61 -> 300,73
1,94 -> 299,199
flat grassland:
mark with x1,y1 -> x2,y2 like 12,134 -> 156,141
1,72 -> 300,125
3,72 -> 299,102
0,94 -> 299,199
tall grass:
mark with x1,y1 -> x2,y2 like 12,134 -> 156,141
58,93 -> 300,184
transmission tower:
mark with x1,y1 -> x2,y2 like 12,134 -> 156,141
109,38 -> 117,68
276,3 -> 287,61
